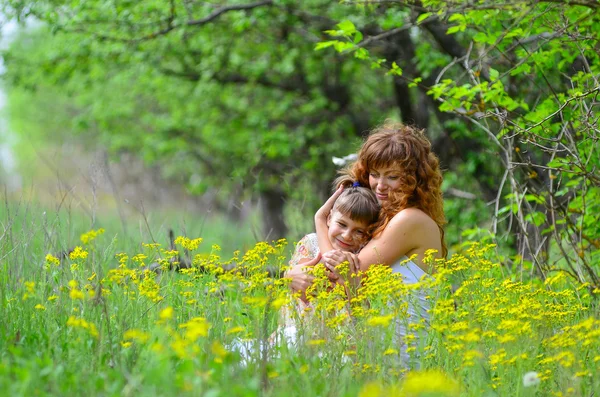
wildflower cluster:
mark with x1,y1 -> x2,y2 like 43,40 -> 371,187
6,234 -> 599,396
66,316 -> 99,339
174,236 -> 203,251
80,228 -> 105,244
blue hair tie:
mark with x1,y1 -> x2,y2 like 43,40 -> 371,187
352,181 -> 360,187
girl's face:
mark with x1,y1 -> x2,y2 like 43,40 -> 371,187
368,166 -> 402,204
327,210 -> 369,252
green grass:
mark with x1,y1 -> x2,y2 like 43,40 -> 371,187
1,197 -> 599,397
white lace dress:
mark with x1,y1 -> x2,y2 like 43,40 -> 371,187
272,233 -> 321,346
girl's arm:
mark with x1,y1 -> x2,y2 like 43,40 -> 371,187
315,186 -> 344,253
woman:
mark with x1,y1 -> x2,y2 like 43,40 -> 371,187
290,121 -> 445,287
319,121 -> 445,272
288,121 -> 445,364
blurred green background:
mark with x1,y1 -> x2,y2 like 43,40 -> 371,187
0,1 -> 598,278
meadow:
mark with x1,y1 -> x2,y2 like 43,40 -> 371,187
0,200 -> 598,397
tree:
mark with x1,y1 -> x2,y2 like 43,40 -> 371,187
1,0 -> 392,239
319,0 -> 600,286
3,0 -> 598,289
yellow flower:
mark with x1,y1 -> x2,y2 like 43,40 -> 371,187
70,289 -> 85,300
151,343 -> 164,353
174,236 -> 204,251
47,295 -> 59,302
211,340 -> 228,358
159,306 -> 174,320
123,329 -> 150,343
242,296 -> 268,307
131,254 -> 147,265
69,246 -> 89,260
180,317 -> 210,341
66,316 -> 99,338
367,314 -> 394,327
34,304 -> 46,311
142,242 -> 161,249
271,296 -> 288,310
45,254 -> 60,266
401,370 -> 460,396
226,326 -> 245,335
357,382 -> 401,397
80,228 -> 105,245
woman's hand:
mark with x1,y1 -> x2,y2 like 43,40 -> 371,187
285,253 -> 321,303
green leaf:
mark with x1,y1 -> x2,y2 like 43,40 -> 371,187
386,61 -> 403,76
353,31 -> 363,44
489,68 -> 500,80
509,63 -> 531,76
315,41 -> 336,51
447,25 -> 462,35
354,48 -> 369,60
408,77 -> 422,88
525,212 -> 546,227
336,20 -> 356,35
417,12 -> 433,24
473,32 -> 489,43
525,194 -> 545,205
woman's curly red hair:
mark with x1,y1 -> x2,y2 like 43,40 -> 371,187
336,121 -> 447,257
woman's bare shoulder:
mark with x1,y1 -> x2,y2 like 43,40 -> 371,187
389,207 -> 437,228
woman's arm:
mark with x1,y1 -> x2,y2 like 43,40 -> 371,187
314,186 -> 419,267
285,233 -> 321,301
315,188 -> 440,273
356,208 -> 441,272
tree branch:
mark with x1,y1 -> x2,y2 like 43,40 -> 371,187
67,1 -> 275,43
187,0 -> 274,27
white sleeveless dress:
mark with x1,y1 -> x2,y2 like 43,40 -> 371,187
390,256 -> 432,367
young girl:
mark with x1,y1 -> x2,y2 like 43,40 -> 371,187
277,181 -> 380,346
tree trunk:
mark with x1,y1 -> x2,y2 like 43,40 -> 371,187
259,187 -> 288,240
386,30 -> 430,129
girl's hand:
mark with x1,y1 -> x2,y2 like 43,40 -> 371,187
323,251 -> 361,289
343,252 -> 362,290
315,185 -> 344,224
322,249 -> 346,269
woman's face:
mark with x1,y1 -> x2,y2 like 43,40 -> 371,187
368,166 -> 402,204
327,210 -> 368,252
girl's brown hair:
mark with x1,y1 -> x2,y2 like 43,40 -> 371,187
331,176 -> 380,236
335,121 -> 447,257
